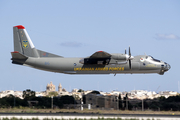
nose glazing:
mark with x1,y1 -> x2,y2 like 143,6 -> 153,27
164,63 -> 171,71
167,64 -> 171,70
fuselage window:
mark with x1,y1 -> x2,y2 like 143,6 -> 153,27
149,55 -> 161,62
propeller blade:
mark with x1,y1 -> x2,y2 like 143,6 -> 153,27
129,46 -> 132,69
129,60 -> 131,69
129,46 -> 131,57
125,49 -> 126,54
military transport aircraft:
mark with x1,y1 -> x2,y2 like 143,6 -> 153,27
11,25 -> 171,75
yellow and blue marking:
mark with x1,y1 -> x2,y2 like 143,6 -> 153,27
22,40 -> 29,49
74,67 -> 124,71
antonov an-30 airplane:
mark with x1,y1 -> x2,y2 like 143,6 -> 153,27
11,25 -> 171,75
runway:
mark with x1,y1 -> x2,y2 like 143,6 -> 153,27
0,113 -> 180,120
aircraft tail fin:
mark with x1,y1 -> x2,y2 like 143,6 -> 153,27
13,25 -> 39,57
13,25 -> 63,58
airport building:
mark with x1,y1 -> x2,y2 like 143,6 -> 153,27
83,92 -> 119,110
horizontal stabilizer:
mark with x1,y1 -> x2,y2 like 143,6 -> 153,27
11,51 -> 28,59
37,49 -> 63,58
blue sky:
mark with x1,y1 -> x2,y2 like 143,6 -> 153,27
1,1 -> 180,93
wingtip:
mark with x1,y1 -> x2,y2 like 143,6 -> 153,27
14,25 -> 25,29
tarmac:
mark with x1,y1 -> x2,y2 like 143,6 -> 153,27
0,113 -> 180,120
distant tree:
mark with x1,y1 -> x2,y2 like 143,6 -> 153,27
83,95 -> 86,104
159,96 -> 166,101
46,91 -> 58,97
73,94 -> 80,100
122,93 -> 132,110
166,95 -> 180,102
118,94 -> 122,110
31,97 -> 51,108
149,101 -> 160,110
90,90 -> 100,94
23,89 -> 35,100
125,94 -> 128,110
60,95 -> 76,104
78,89 -> 84,92
143,100 -> 149,109
0,95 -> 25,108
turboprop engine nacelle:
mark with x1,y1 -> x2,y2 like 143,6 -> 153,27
111,53 -> 129,60
109,53 -> 134,65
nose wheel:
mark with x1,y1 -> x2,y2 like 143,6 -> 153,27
159,69 -> 164,75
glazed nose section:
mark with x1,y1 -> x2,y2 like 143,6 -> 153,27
159,63 -> 170,75
166,63 -> 171,70
164,63 -> 171,71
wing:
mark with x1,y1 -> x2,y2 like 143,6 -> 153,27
79,51 -> 131,65
79,51 -> 111,65
90,51 -> 111,58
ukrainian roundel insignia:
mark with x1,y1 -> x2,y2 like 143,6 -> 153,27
140,58 -> 145,62
22,40 -> 29,49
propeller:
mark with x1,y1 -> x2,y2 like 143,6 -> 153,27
125,46 -> 133,69
129,46 -> 131,69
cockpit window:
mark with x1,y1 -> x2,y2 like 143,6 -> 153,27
149,55 -> 161,62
